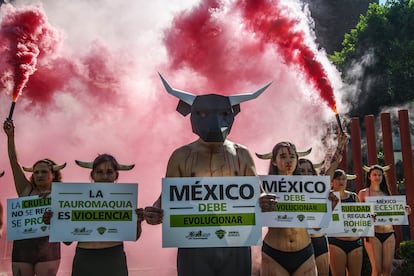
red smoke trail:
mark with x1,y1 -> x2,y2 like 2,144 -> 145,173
237,0 -> 337,112
0,4 -> 61,104
164,0 -> 338,113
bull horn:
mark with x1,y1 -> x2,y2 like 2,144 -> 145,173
75,160 -> 135,171
228,82 -> 272,106
313,160 -> 325,169
346,174 -> 357,180
158,73 -> 196,105
362,164 -> 391,173
298,148 -> 312,157
255,152 -> 272,159
75,160 -> 93,169
118,164 -> 135,171
23,162 -> 66,172
0,171 -> 4,177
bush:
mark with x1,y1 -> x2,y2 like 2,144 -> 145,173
393,240 -> 414,275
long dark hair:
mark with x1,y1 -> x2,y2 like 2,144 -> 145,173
268,141 -> 299,175
365,165 -> 391,196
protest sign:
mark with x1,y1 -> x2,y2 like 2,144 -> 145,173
7,196 -> 51,240
260,175 -> 331,227
328,202 -> 375,237
162,176 -> 262,248
365,195 -> 408,225
49,182 -> 137,242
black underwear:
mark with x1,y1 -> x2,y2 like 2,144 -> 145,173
311,235 -> 329,258
328,237 -> 362,254
371,232 -> 395,243
262,242 -> 314,274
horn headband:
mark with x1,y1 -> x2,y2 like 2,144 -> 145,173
0,171 -> 4,177
362,164 -> 391,173
22,160 -> 67,173
256,148 -> 312,160
75,160 -> 135,171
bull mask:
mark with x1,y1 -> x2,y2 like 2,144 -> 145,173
159,73 -> 271,142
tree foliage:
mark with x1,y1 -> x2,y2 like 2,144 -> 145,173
331,0 -> 414,118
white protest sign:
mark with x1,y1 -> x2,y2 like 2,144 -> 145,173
7,196 -> 51,240
50,182 -> 137,242
162,176 -> 262,248
365,195 -> 408,225
328,202 -> 375,237
308,192 -> 345,235
260,175 -> 331,228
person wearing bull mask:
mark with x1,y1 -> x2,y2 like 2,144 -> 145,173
42,153 -> 144,276
3,118 -> 66,276
144,74 -> 275,276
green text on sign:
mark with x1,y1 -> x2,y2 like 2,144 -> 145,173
170,213 -> 256,227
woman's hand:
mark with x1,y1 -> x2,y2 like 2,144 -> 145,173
42,210 -> 53,225
328,192 -> 339,210
144,206 -> 164,225
3,119 -> 14,136
405,205 -> 412,215
136,208 -> 145,223
259,193 -> 277,212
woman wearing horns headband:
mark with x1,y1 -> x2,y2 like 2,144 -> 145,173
43,154 -> 143,276
257,142 -> 318,276
358,164 -> 411,276
328,169 -> 362,276
3,119 -> 66,276
297,130 -> 348,276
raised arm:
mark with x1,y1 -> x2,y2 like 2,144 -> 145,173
3,119 -> 31,196
324,132 -> 349,180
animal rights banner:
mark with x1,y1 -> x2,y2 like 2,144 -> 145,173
7,195 -> 51,240
161,176 -> 262,248
260,175 -> 331,228
49,182 -> 138,242
328,202 -> 375,237
365,195 -> 409,225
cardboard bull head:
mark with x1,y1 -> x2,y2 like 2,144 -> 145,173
159,73 -> 271,142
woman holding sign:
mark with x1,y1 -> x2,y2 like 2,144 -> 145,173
3,119 -> 65,276
259,142 -> 317,276
328,169 -> 362,276
43,154 -> 143,276
358,165 -> 411,276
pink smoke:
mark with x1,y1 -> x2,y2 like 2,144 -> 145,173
0,1 -> 341,275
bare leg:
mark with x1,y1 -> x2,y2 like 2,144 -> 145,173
381,234 -> 395,276
293,255 -> 317,276
34,260 -> 60,276
329,245 -> 347,276
315,252 -> 329,276
261,253 -> 290,276
346,247 -> 363,276
364,237 -> 383,276
12,262 -> 35,276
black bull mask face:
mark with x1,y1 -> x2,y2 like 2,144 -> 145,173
159,73 -> 272,142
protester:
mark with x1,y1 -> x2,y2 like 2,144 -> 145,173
358,164 -> 411,276
43,153 -> 143,276
328,169 -> 362,276
3,119 -> 65,276
145,75 -> 274,276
